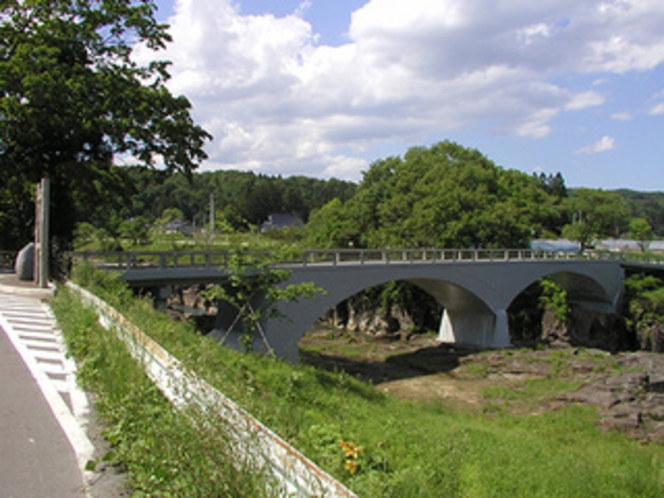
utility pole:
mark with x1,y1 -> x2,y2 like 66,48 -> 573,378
209,192 -> 215,235
34,177 -> 50,288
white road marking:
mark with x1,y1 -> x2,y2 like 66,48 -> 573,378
0,293 -> 95,478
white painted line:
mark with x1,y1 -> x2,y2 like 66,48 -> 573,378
10,326 -> 54,334
33,350 -> 66,362
9,320 -> 54,327
2,311 -> 50,317
18,332 -> 58,342
0,294 -> 95,479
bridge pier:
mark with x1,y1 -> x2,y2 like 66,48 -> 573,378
438,308 -> 511,349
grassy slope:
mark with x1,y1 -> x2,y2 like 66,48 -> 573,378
59,266 -> 664,497
52,287 -> 273,497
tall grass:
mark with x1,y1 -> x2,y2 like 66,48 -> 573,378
62,265 -> 664,497
52,287 -> 274,497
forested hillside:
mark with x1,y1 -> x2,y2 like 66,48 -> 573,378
614,190 -> 664,236
122,168 -> 357,229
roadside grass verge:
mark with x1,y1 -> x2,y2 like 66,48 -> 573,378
52,287 -> 273,497
61,265 -> 664,497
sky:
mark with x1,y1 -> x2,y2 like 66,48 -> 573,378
143,0 -> 664,191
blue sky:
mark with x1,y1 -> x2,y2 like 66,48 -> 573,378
146,0 -> 664,191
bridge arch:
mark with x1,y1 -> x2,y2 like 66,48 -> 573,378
253,261 -> 623,362
505,268 -> 620,313
256,272 -> 496,363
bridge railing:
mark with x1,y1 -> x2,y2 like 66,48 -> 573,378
298,248 -> 580,264
72,247 -> 621,271
74,250 -> 233,270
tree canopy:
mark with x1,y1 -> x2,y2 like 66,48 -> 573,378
0,0 -> 210,249
306,141 -> 557,249
560,188 -> 630,249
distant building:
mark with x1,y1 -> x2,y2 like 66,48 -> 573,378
163,219 -> 194,235
260,213 -> 304,232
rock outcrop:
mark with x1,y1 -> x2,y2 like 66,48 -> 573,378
318,290 -> 441,336
561,352 -> 664,443
541,306 -> 635,352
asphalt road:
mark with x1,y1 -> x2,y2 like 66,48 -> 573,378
0,323 -> 87,497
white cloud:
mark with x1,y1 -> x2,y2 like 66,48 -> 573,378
566,91 -> 605,111
611,111 -> 633,121
144,0 -> 664,178
575,135 -> 616,154
649,102 -> 664,115
294,1 -> 313,19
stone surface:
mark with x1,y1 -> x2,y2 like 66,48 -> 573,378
560,354 -> 664,442
319,290 -> 440,335
14,242 -> 34,281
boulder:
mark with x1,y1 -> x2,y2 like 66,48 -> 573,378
14,242 -> 35,281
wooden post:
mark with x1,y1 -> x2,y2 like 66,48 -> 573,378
34,178 -> 50,288
34,181 -> 42,283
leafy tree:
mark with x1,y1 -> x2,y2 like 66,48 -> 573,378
539,279 -> 569,323
0,0 -> 210,250
561,188 -> 630,250
629,218 -> 653,252
202,249 -> 323,354
120,216 -> 150,247
308,141 -> 558,249
305,198 -> 360,248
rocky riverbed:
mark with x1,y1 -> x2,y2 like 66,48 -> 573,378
300,329 -> 664,444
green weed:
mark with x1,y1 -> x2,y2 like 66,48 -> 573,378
52,288 -> 273,497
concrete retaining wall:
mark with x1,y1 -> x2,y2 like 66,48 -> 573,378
67,282 -> 356,498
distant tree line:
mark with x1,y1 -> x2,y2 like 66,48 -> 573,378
3,139 -> 664,252
121,168 -> 358,231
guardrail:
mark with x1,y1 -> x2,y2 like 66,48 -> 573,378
67,282 -> 357,498
72,248 -> 640,272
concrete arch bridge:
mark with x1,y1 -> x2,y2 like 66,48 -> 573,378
79,248 -> 629,363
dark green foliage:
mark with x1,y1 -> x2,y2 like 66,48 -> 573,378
534,172 -> 568,199
623,274 -> 664,350
113,168 -> 357,232
305,141 -> 560,249
614,189 -> 664,237
0,0 -> 210,249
